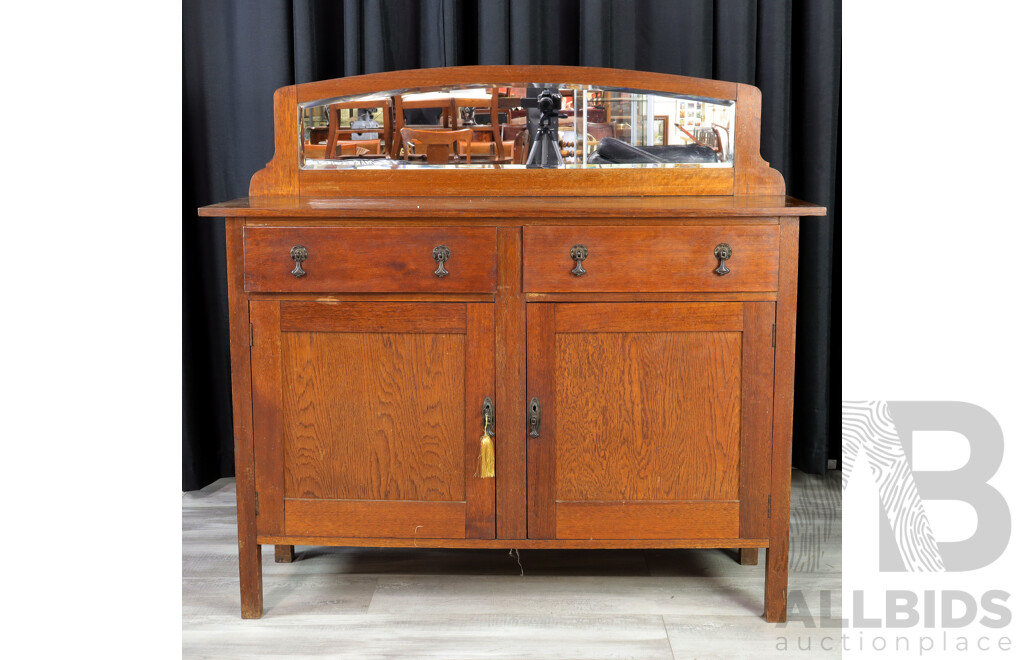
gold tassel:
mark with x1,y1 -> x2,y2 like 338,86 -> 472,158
478,417 -> 495,479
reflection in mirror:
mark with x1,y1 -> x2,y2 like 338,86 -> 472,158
299,84 -> 734,170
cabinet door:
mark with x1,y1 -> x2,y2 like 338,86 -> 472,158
251,301 -> 495,540
526,302 -> 774,540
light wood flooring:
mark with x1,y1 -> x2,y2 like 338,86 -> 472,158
183,469 -> 841,659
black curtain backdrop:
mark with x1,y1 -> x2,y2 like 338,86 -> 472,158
183,0 -> 840,490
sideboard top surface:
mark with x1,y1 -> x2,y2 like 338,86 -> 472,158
199,195 -> 826,218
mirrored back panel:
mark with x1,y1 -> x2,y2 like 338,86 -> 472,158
299,84 -> 735,170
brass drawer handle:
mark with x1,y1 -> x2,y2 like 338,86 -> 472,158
432,245 -> 450,278
570,244 -> 588,277
290,245 -> 308,278
528,397 -> 542,437
714,243 -> 732,276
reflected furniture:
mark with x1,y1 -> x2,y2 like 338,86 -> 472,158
321,98 -> 392,159
199,65 -> 826,623
391,89 -> 506,161
399,127 -> 475,164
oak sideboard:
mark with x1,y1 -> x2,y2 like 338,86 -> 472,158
198,65 -> 826,621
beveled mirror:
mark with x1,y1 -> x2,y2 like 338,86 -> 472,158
299,84 -> 735,170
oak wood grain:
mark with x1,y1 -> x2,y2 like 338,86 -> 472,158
734,84 -> 785,196
280,331 -> 466,502
464,304 -> 496,539
280,301 -> 466,334
523,225 -> 780,293
224,219 -> 263,618
526,304 -> 556,539
248,86 -> 299,196
739,302 -> 775,539
553,330 -> 741,503
250,301 -> 285,536
284,500 -> 466,538
555,502 -> 740,540
765,217 -> 800,623
298,167 -> 735,198
495,228 -> 527,539
243,227 -> 497,294
553,302 -> 743,334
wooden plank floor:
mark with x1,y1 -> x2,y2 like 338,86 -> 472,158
183,469 -> 841,659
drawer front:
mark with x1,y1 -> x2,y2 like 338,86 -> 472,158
523,225 -> 780,293
244,227 -> 497,293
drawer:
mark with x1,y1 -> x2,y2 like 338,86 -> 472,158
243,227 -> 497,293
523,225 -> 780,293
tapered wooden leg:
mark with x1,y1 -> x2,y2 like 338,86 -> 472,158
764,218 -> 797,624
239,538 -> 263,619
764,544 -> 789,622
275,544 -> 295,563
739,547 -> 759,565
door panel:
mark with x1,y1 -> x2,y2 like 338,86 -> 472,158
554,330 -> 741,502
251,301 -> 495,540
527,302 -> 773,540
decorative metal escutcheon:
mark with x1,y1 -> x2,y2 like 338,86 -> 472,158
290,245 -> 308,278
433,245 -> 451,278
570,244 -> 588,277
482,397 -> 495,437
713,243 -> 732,276
528,397 -> 542,437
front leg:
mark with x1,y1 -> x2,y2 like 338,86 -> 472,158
764,541 -> 789,622
275,545 -> 295,563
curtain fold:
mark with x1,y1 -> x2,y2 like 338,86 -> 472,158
182,0 -> 840,489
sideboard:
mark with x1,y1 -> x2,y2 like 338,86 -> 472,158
198,65 -> 826,621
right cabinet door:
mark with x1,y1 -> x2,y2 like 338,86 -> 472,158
527,302 -> 775,541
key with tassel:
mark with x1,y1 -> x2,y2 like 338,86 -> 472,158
478,397 -> 495,479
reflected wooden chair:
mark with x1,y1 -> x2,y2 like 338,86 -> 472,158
391,90 -> 507,161
323,98 -> 393,158
453,92 -> 506,162
391,94 -> 457,158
399,128 -> 474,164
711,123 -> 730,162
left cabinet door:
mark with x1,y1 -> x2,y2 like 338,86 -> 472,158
249,301 -> 495,540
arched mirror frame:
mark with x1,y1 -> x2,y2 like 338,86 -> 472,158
251,66 -> 783,197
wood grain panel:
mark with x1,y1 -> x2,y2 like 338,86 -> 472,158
495,228 -> 527,539
554,302 -> 743,333
250,301 -> 285,536
283,500 -> 466,538
280,301 -> 466,334
243,227 -> 496,293
555,502 -> 740,540
739,302 -> 775,539
281,331 -> 466,502
554,331 -> 741,502
526,304 -> 557,539
523,226 -> 779,293
464,304 -> 495,539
